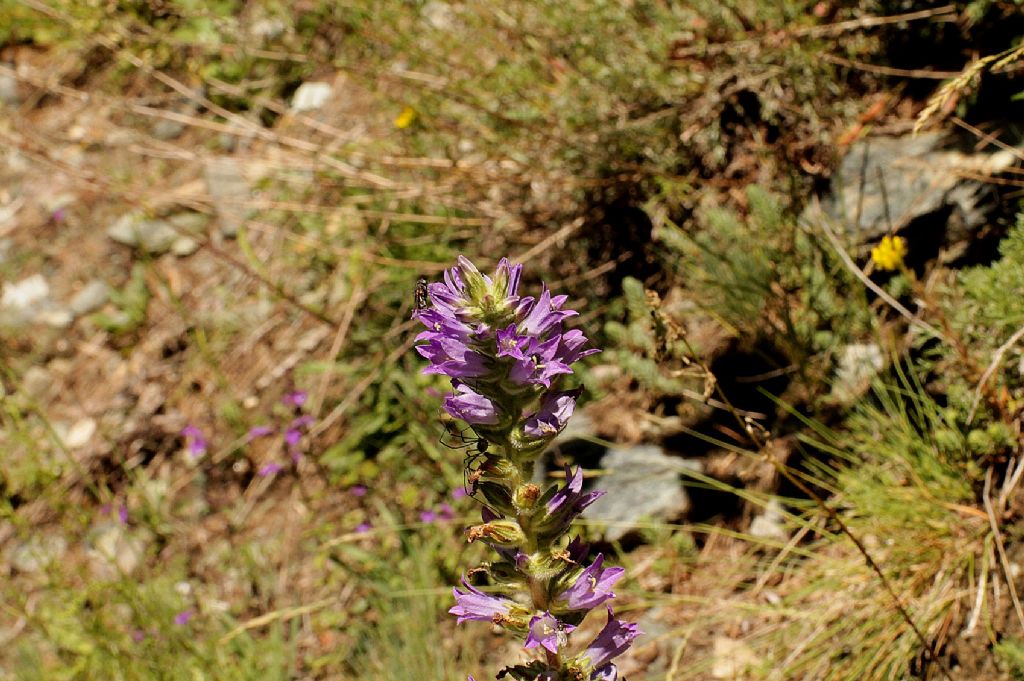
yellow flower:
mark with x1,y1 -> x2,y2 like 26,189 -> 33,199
394,106 -> 417,129
870,235 -> 908,271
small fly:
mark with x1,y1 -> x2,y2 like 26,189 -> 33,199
414,276 -> 430,311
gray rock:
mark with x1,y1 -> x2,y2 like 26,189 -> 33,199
37,306 -> 73,328
20,366 -> 51,400
0,66 -> 19,105
820,132 -> 1021,247
10,534 -> 68,573
0,274 -> 52,326
749,499 -> 788,543
167,211 -> 211,233
107,214 -> 178,254
830,342 -> 884,406
203,157 -> 250,237
86,522 -> 147,578
69,280 -> 109,316
581,445 -> 699,541
150,89 -> 202,140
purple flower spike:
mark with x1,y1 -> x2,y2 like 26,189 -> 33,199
557,554 -> 624,611
174,610 -> 194,626
450,578 -> 514,625
580,608 -> 642,671
444,384 -> 501,425
525,612 -> 574,655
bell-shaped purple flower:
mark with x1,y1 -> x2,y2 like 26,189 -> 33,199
535,466 -> 605,540
524,389 -> 581,439
450,577 -> 515,625
519,289 -> 576,338
557,554 -> 624,611
579,608 -> 642,672
508,335 -> 574,388
444,384 -> 501,425
524,612 -> 575,655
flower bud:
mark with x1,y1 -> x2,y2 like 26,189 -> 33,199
468,520 -> 526,548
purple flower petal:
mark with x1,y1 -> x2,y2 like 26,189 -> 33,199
444,384 -> 501,425
117,504 -> 128,525
174,610 -> 193,626
580,608 -> 642,671
355,522 -> 371,534
557,554 -> 624,611
420,510 -> 438,523
283,390 -> 308,407
350,485 -> 368,497
452,487 -> 468,500
284,428 -> 302,447
525,389 -> 581,440
437,502 -> 455,520
449,577 -> 514,625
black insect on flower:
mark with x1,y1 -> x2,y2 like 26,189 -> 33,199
414,275 -> 430,311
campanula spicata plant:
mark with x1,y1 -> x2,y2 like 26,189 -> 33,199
414,256 -> 640,681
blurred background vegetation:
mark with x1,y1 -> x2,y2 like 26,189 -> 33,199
1,0 -> 1024,679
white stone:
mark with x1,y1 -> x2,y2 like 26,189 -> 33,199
65,418 -> 97,448
2,274 -> 49,310
69,280 -> 109,315
290,82 -> 332,112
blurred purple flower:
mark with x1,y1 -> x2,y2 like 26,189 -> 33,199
437,502 -> 455,520
420,509 -> 438,523
259,462 -> 283,476
283,390 -> 308,407
181,425 -> 207,457
350,485 -> 368,497
52,207 -> 67,223
131,629 -> 146,643
451,487 -> 468,500
117,504 -> 128,525
246,425 -> 274,441
174,610 -> 193,626
284,429 -> 302,447
354,522 -> 372,534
